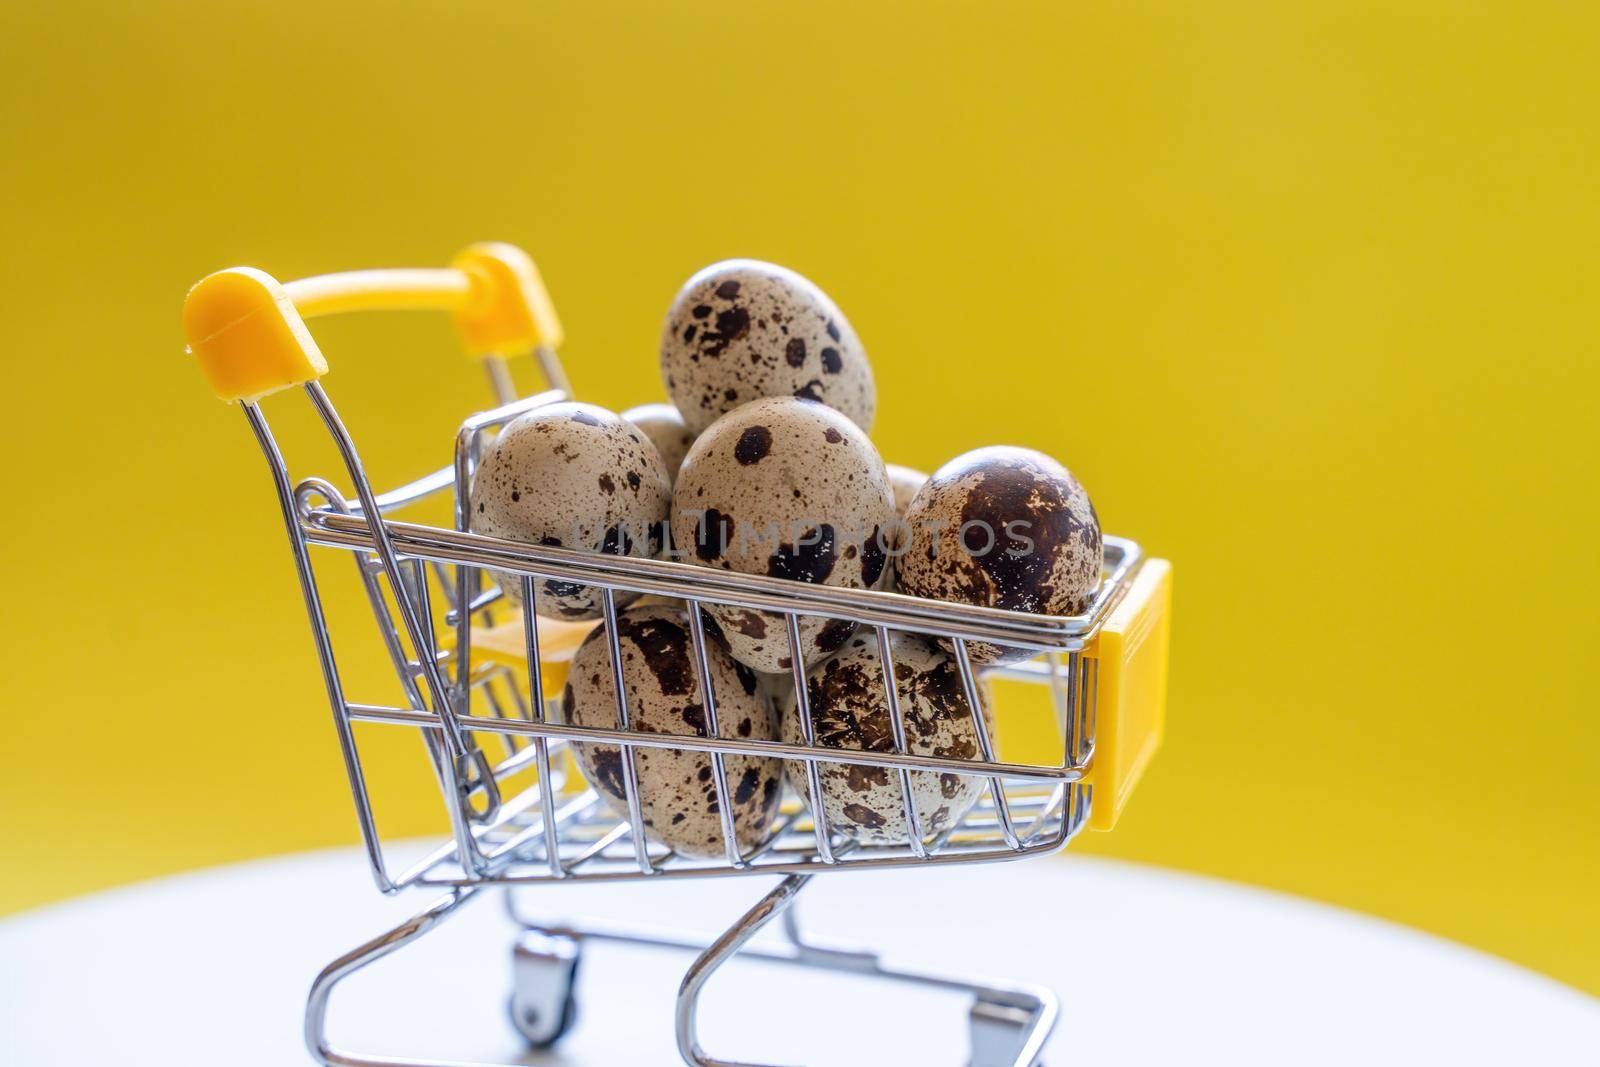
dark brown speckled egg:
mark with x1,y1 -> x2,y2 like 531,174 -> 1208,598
777,631 -> 993,844
562,603 -> 782,858
469,401 -> 671,620
659,260 -> 875,435
671,397 -> 896,674
897,446 -> 1102,664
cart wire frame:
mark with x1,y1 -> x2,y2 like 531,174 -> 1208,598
186,246 -> 1170,1067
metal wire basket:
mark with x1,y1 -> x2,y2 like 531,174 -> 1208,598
184,244 -> 1172,1067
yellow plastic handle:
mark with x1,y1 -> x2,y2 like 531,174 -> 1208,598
182,242 -> 563,403
282,268 -> 471,318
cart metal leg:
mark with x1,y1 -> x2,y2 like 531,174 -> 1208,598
675,873 -> 815,1067
306,876 -> 1056,1067
670,874 -> 1056,1067
305,887 -> 489,1067
510,875 -> 1058,1067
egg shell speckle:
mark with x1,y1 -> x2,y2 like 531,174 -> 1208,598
660,260 -> 875,434
622,402 -> 696,487
561,604 -> 783,858
897,446 -> 1102,664
671,397 -> 896,674
469,401 -> 672,620
778,632 -> 993,844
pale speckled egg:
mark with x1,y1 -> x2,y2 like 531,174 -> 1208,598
621,402 -> 696,486
897,446 -> 1102,664
671,397 -> 896,674
659,260 -> 875,435
884,463 -> 929,558
469,401 -> 671,620
885,463 -> 929,517
560,603 -> 783,858
778,631 -> 994,845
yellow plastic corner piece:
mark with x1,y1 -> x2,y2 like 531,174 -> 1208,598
451,243 -> 564,357
440,613 -> 597,700
183,267 -> 327,403
1084,558 -> 1172,831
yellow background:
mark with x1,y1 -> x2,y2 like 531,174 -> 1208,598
2,1 -> 1597,994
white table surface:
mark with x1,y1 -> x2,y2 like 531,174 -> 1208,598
2,846 -> 1595,1066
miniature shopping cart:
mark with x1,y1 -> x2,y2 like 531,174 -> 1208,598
183,243 -> 1172,1067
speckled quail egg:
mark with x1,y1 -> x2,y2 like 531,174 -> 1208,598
469,402 -> 671,620
560,603 -> 783,858
671,397 -> 896,674
660,260 -> 876,435
884,463 -> 929,557
885,464 -> 929,517
621,402 -> 696,486
897,446 -> 1101,664
778,631 -> 994,845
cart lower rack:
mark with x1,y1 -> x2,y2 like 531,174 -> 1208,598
184,244 -> 1172,1066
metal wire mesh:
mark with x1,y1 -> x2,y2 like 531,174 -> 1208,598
248,382 -> 1138,896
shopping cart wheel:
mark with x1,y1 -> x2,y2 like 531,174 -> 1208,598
509,929 -> 581,1048
968,995 -> 1047,1067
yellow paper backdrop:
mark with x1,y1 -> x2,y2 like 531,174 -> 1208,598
1,1 -> 1596,995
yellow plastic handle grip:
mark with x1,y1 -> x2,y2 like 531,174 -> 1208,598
451,243 -> 565,357
182,242 -> 563,403
183,267 -> 329,404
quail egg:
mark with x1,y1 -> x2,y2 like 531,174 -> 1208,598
884,463 -> 928,557
897,446 -> 1101,664
778,631 -> 994,844
469,401 -> 671,619
621,402 -> 696,486
885,463 -> 929,517
671,397 -> 896,673
660,260 -> 875,434
561,603 -> 783,858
